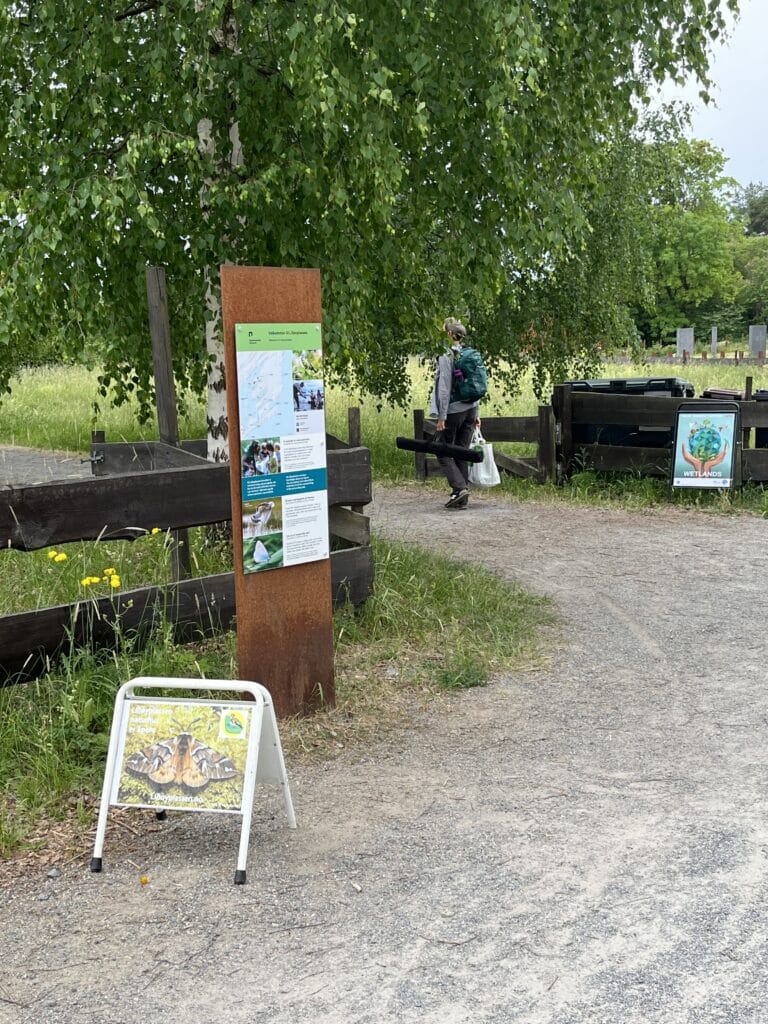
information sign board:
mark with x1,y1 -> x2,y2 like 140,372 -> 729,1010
111,700 -> 253,814
91,678 -> 296,885
672,404 -> 739,489
235,322 -> 329,574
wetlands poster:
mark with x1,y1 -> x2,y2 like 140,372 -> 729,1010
235,323 -> 329,575
672,410 -> 738,489
111,701 -> 252,813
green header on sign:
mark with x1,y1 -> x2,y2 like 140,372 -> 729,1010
236,322 -> 322,352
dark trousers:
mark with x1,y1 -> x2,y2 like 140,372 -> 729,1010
437,407 -> 477,491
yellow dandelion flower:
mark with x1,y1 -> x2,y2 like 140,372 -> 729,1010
110,575 -> 121,589
151,527 -> 161,535
139,875 -> 149,886
54,552 -> 68,562
80,578 -> 92,587
103,567 -> 116,576
48,550 -> 58,559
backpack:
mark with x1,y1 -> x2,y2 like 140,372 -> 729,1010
450,347 -> 488,403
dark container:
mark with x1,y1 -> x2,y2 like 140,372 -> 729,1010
702,387 -> 745,400
565,378 -> 695,447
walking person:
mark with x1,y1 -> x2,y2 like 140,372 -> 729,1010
430,319 -> 480,509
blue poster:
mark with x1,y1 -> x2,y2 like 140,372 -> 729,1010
672,410 -> 738,489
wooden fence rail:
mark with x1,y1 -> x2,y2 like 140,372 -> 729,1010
411,407 -> 557,484
1,425 -> 373,683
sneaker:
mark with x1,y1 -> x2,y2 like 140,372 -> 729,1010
445,488 -> 470,509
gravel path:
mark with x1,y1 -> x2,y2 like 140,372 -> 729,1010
2,483 -> 768,1023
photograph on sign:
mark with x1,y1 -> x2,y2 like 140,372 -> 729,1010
111,701 -> 252,813
242,496 -> 284,571
235,323 -> 329,574
672,409 -> 738,489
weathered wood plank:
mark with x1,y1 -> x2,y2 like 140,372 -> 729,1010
537,405 -> 557,483
742,448 -> 768,481
571,393 -> 685,427
329,505 -> 371,546
413,409 -> 427,480
494,452 -> 539,480
577,444 -> 671,476
0,545 -> 373,683
736,401 -> 768,429
1,448 -> 372,552
477,417 -> 540,443
327,447 -> 372,506
552,384 -> 574,472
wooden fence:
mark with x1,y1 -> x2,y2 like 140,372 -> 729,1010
0,411 -> 372,682
552,383 -> 768,482
411,407 -> 557,484
408,383 -> 768,486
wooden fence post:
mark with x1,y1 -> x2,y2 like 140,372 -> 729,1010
146,267 -> 191,582
743,375 -> 753,453
347,407 -> 361,448
551,384 -> 573,481
413,409 -> 427,480
348,407 -> 365,515
537,405 -> 556,483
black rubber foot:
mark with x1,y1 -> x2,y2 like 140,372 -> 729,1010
155,810 -> 167,821
90,857 -> 103,873
234,869 -> 247,885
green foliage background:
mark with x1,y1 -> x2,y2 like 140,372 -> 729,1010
0,0 -> 737,410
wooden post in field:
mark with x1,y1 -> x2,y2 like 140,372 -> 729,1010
412,409 -> 427,480
145,266 -> 191,581
552,384 -> 573,481
220,266 -> 334,718
537,405 -> 557,484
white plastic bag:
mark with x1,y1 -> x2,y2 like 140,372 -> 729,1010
468,431 -> 501,487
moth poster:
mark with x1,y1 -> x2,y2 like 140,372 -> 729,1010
111,701 -> 253,813
672,408 -> 738,489
235,323 -> 329,574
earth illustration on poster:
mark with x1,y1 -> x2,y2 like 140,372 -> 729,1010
672,411 -> 737,488
114,702 -> 251,813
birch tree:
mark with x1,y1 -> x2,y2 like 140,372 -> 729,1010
0,0 -> 737,450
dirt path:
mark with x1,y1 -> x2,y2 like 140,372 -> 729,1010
3,484 -> 768,1023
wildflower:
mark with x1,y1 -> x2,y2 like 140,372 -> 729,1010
48,550 -> 58,559
103,567 -> 116,576
110,575 -> 121,589
139,875 -> 149,886
54,552 -> 68,563
151,527 -> 161,535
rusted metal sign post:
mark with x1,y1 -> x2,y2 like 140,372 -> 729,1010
220,266 -> 334,717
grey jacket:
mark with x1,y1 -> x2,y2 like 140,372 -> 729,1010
429,352 -> 478,420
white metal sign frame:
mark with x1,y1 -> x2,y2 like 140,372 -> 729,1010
91,677 -> 296,885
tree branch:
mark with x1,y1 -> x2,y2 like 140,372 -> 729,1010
115,0 -> 163,22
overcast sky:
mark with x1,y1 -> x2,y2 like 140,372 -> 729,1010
658,0 -> 767,187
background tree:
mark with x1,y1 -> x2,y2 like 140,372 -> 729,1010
0,0 -> 738,446
734,183 -> 768,236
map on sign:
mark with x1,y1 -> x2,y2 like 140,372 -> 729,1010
238,350 -> 295,439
